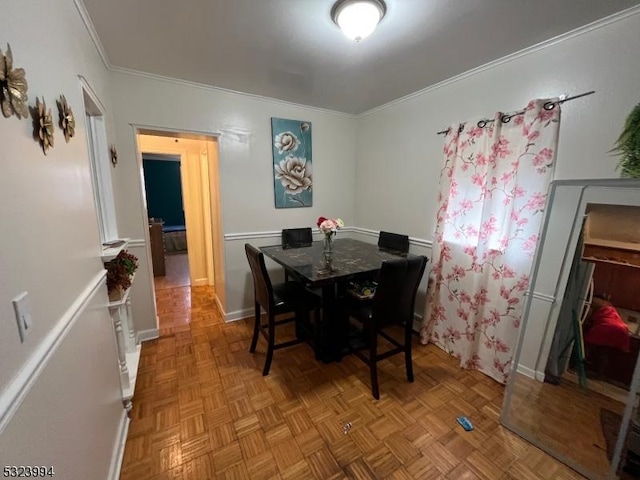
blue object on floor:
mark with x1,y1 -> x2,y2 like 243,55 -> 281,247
456,416 -> 474,431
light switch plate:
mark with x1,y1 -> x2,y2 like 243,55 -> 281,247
12,292 -> 33,343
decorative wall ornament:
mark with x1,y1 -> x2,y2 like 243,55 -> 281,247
56,95 -> 75,142
271,118 -> 312,208
32,97 -> 54,155
0,43 -> 29,119
110,145 -> 118,167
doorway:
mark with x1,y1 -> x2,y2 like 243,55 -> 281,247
135,130 -> 224,335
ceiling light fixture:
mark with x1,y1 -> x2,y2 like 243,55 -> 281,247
331,0 -> 386,42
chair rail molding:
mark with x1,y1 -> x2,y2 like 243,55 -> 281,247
0,270 -> 107,434
127,238 -> 147,248
224,227 -> 433,248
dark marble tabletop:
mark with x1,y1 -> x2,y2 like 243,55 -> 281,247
261,238 -> 416,286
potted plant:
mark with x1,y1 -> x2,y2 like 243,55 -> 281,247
612,103 -> 640,178
105,250 -> 138,301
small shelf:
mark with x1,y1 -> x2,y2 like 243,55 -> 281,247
101,238 -> 130,262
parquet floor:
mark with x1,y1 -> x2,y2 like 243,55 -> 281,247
506,372 -> 625,478
119,286 -> 586,479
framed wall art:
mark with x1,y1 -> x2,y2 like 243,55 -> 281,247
271,117 -> 312,208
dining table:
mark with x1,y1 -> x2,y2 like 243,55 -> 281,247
260,237 -> 417,362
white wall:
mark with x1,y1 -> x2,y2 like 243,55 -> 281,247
354,11 -> 640,241
109,71 -> 358,321
0,0 -> 124,476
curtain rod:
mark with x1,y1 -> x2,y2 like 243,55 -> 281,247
436,90 -> 595,135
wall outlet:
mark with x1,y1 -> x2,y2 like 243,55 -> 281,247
12,292 -> 33,343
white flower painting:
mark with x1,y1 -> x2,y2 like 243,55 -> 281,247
271,118 -> 312,208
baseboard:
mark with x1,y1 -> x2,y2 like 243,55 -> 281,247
225,307 -> 253,323
0,270 -> 106,434
214,295 -> 225,319
412,313 -> 423,333
516,364 -> 541,380
192,278 -> 208,287
107,409 -> 130,480
136,328 -> 159,343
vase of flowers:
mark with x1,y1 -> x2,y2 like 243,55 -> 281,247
317,216 -> 344,264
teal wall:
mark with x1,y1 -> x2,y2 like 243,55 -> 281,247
142,158 -> 185,226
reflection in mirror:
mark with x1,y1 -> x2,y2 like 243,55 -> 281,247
501,180 -> 640,480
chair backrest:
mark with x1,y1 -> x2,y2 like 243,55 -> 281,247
282,228 -> 313,249
378,231 -> 410,253
399,256 -> 428,326
245,243 -> 273,310
372,259 -> 409,327
373,256 -> 428,328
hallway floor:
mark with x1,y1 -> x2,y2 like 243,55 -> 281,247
119,286 -> 584,479
155,253 -> 191,291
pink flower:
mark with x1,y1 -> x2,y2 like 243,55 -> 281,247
528,130 -> 540,142
494,338 -> 510,353
459,291 -> 472,304
515,275 -> 529,292
479,216 -> 498,239
467,126 -> 483,139
476,153 -> 488,166
492,136 -> 512,159
456,308 -> 469,321
460,199 -> 474,211
500,285 -> 510,299
525,192 -> 546,211
441,244 -> 452,262
502,266 -> 516,279
471,173 -> 485,186
512,185 -> 526,198
445,327 -> 462,341
537,109 -> 555,123
522,234 -> 538,256
452,265 -> 466,278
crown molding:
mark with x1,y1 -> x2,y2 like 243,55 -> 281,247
73,0 -> 111,70
109,66 -> 357,119
358,4 -> 640,117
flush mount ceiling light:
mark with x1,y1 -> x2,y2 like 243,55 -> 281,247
331,0 -> 386,42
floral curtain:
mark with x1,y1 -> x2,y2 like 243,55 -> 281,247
420,99 -> 560,383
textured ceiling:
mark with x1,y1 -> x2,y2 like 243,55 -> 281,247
82,0 -> 640,114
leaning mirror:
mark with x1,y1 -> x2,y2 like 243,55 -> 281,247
501,179 -> 640,480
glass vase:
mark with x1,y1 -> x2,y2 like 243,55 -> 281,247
322,233 -> 334,269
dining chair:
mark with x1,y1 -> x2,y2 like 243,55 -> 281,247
378,231 -> 410,253
348,255 -> 428,399
245,243 -> 320,375
281,227 -> 313,282
282,227 -> 313,249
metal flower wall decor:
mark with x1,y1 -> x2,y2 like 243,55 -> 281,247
0,43 -> 29,119
110,145 -> 118,167
32,97 -> 54,154
56,95 -> 75,142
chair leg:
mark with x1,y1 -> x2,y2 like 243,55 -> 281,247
369,324 -> 380,400
263,312 -> 276,376
405,325 -> 414,383
250,301 -> 260,353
